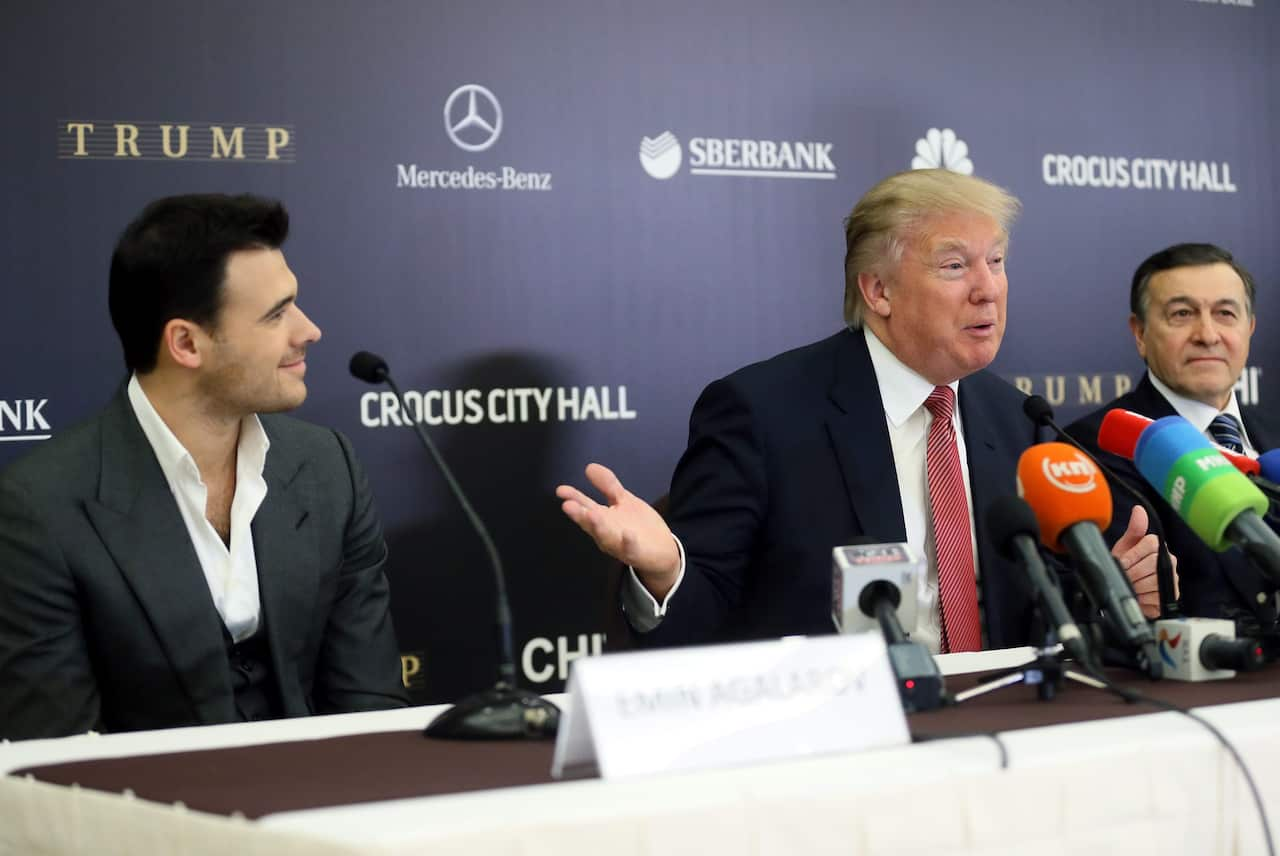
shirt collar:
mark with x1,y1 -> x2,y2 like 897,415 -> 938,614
127,374 -> 270,485
861,326 -> 959,427
1146,371 -> 1244,434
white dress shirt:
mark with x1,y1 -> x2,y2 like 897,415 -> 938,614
1147,372 -> 1258,457
127,375 -> 270,642
625,326 -> 981,652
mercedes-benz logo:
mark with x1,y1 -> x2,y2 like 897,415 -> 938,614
444,84 -> 502,152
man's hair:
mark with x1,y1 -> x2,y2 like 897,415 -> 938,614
843,169 -> 1021,328
1130,242 -> 1256,323
108,193 -> 290,373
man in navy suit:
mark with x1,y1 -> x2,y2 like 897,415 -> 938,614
1068,243 -> 1278,637
559,169 -> 1164,651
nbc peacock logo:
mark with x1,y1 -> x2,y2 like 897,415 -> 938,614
911,128 -> 973,175
639,132 -> 682,180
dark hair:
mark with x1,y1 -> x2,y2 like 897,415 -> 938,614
1130,243 -> 1256,322
108,193 -> 289,373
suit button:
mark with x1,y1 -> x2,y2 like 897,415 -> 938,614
1259,592 -> 1270,605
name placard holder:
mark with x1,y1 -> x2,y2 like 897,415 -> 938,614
551,633 -> 909,780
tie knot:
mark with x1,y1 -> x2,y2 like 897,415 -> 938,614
1209,413 -> 1244,454
925,385 -> 955,421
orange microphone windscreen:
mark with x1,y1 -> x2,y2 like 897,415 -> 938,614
1016,442 -> 1113,552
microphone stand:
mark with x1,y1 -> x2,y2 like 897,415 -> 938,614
353,355 -> 559,739
950,638 -> 1108,705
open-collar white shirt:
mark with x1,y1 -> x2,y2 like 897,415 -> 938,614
126,374 -> 269,642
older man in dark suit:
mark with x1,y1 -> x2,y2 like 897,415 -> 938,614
1068,243 -> 1278,637
558,169 -> 1161,652
0,194 -> 407,740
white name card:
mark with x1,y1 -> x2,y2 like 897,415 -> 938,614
551,632 -> 909,780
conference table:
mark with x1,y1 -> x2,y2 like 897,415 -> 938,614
2,648 -> 1278,855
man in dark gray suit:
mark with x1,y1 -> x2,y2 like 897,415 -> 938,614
0,194 -> 408,740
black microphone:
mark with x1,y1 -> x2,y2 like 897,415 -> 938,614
349,351 -> 559,739
857,578 -> 945,712
1017,443 -> 1162,679
985,496 -> 1096,670
1199,634 -> 1265,673
832,542 -> 944,712
1024,395 -> 1180,619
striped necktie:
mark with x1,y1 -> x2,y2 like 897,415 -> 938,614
1209,413 -> 1245,454
923,386 -> 982,653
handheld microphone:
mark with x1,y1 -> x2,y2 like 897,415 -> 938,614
1256,450 -> 1280,503
1028,397 -> 1179,618
1017,442 -> 1161,678
349,351 -> 560,739
1100,410 -> 1280,505
1131,416 -> 1280,584
985,496 -> 1095,670
831,544 -> 944,712
1153,617 -> 1264,681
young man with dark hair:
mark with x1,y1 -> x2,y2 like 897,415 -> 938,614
0,193 -> 408,740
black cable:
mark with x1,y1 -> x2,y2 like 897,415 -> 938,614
1091,677 -> 1275,856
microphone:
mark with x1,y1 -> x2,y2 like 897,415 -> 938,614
1100,410 -> 1280,504
1131,416 -> 1280,585
1153,616 -> 1264,681
349,351 -> 560,739
1017,442 -> 1161,678
985,496 -> 1095,669
1026,397 -> 1179,619
831,543 -> 944,712
1255,450 -> 1280,505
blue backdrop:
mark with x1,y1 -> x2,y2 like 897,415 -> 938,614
3,0 -> 1277,701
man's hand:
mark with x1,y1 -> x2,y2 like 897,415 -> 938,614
1110,504 -> 1178,619
556,463 -> 681,599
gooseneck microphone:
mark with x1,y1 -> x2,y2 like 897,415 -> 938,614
985,496 -> 1096,670
1025,396 -> 1180,619
1017,442 -> 1161,679
349,351 -> 559,739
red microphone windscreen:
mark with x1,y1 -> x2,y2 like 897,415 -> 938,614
1016,442 -> 1113,552
1097,409 -> 1151,460
1098,407 -> 1260,475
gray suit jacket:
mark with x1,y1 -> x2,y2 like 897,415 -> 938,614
0,387 -> 408,740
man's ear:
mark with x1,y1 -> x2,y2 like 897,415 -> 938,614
160,318 -> 207,370
1128,313 -> 1147,362
858,270 -> 892,319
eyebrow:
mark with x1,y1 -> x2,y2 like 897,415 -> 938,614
1164,295 -> 1243,309
928,237 -> 1008,257
257,295 -> 295,322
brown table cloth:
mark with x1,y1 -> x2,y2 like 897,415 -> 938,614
14,665 -> 1279,820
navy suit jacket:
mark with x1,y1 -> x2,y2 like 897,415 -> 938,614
0,387 -> 409,740
640,329 -> 1044,648
1066,373 -> 1279,635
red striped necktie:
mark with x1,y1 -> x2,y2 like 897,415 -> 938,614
924,386 -> 982,653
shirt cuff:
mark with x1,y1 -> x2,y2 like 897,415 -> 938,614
621,534 -> 687,633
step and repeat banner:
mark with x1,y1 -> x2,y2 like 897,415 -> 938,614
2,0 -> 1277,703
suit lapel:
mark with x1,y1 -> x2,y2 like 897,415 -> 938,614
83,388 -> 235,723
956,377 -> 1017,569
825,331 -> 907,543
254,422 -> 319,715
1129,374 -> 1178,420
